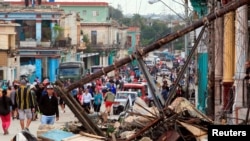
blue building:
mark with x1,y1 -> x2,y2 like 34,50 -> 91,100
0,3 -> 71,83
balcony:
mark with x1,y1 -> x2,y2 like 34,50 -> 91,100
41,41 -> 51,47
20,38 -> 36,48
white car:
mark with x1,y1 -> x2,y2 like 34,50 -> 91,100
158,68 -> 171,76
112,91 -> 138,115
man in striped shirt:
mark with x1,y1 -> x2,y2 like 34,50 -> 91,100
14,80 -> 36,131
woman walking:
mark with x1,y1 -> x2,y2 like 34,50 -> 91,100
0,89 -> 13,135
83,89 -> 92,114
93,88 -> 103,114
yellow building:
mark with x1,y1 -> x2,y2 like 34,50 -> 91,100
0,21 -> 20,83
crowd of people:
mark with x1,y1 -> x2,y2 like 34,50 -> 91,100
0,78 -> 60,135
0,61 -> 196,136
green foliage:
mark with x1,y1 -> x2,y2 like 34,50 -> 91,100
140,20 -> 170,46
53,24 -> 64,40
53,24 -> 63,32
82,34 -> 89,43
109,6 -> 123,20
109,6 -> 186,51
119,18 -> 131,26
106,125 -> 115,136
82,34 -> 92,52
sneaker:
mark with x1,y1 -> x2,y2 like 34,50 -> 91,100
3,129 -> 8,135
24,128 -> 29,132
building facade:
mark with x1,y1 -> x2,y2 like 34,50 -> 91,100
0,1 -> 71,83
0,21 -> 20,83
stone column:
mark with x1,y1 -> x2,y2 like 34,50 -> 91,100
48,57 -> 59,82
51,18 -> 56,43
222,11 -> 235,115
214,1 -> 224,122
233,5 -> 248,124
36,14 -> 42,46
35,57 -> 42,83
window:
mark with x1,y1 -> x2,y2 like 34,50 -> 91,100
93,11 -> 99,16
83,10 -> 87,16
116,33 -> 119,44
91,31 -> 97,45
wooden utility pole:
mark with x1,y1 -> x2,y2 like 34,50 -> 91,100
207,0 -> 216,120
214,1 -> 224,122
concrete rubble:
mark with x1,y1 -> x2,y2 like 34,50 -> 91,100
38,97 -> 212,141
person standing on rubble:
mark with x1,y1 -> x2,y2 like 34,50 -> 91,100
38,84 -> 59,125
104,89 -> 115,115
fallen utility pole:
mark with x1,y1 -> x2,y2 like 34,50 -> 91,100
135,49 -> 165,111
55,0 -> 250,136
165,25 -> 207,106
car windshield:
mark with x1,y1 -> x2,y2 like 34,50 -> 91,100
116,93 -> 136,100
59,68 -> 80,76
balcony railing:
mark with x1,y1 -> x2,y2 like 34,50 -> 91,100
20,40 -> 36,48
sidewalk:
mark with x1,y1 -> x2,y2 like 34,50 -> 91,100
0,106 -> 77,141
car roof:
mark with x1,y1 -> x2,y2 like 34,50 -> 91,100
116,91 -> 138,94
123,83 -> 147,87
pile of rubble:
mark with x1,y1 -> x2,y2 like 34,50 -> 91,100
49,97 -> 212,141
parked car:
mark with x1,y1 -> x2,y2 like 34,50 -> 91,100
157,68 -> 171,77
112,91 -> 138,115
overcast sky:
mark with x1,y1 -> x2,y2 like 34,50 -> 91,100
5,0 -> 190,16
92,0 -> 189,15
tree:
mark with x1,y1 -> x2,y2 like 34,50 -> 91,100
53,24 -> 64,40
109,6 -> 123,20
82,34 -> 92,52
110,9 -> 183,51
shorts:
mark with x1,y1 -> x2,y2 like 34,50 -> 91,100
105,101 -> 113,108
18,109 -> 32,120
41,115 -> 56,125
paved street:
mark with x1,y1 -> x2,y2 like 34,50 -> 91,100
0,106 -> 77,140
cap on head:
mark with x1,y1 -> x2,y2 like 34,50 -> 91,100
46,84 -> 54,89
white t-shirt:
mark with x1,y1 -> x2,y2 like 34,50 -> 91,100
83,93 -> 92,103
